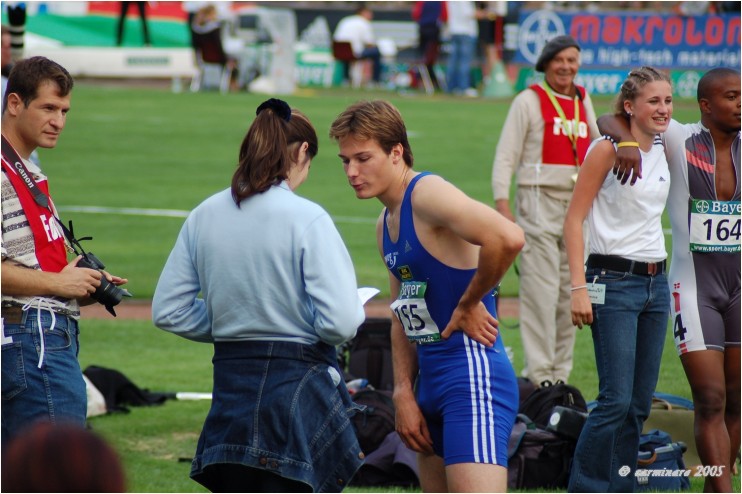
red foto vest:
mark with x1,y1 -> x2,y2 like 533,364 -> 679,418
530,84 -> 590,166
1,157 -> 68,273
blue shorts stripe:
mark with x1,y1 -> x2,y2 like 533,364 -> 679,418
481,343 -> 496,462
464,336 -> 481,462
417,332 -> 517,467
465,335 -> 498,463
475,339 -> 487,462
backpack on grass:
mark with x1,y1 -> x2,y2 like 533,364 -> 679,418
519,380 -> 587,428
350,388 -> 396,455
507,414 -> 575,490
347,318 -> 393,392
339,318 -> 394,391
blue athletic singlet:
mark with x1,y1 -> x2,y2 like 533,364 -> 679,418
382,172 -> 518,466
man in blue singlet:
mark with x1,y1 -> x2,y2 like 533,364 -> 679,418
600,68 -> 741,492
330,100 -> 525,492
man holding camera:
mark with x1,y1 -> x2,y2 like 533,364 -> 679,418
1,56 -> 128,442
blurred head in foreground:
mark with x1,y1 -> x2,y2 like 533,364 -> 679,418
2,421 -> 126,492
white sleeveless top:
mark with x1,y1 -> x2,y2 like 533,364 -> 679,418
587,136 -> 670,262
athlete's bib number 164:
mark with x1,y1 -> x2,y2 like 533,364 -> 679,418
689,199 -> 740,253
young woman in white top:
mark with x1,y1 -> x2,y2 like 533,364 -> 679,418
563,66 -> 673,492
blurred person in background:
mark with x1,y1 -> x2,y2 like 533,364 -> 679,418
182,1 -> 234,48
1,24 -> 11,95
2,421 -> 126,492
190,3 -> 239,92
475,2 -> 506,86
5,3 -> 25,61
116,1 -> 151,46
491,35 -> 599,388
445,0 -> 479,97
412,1 -> 447,91
1,57 -> 128,444
333,4 -> 382,87
152,98 -> 365,492
3,3 -> 26,96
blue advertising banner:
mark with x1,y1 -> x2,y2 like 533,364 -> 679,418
514,67 -> 707,97
513,10 -> 740,70
515,68 -> 627,95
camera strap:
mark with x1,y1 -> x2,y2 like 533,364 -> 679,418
1,134 -> 50,209
1,134 -> 79,254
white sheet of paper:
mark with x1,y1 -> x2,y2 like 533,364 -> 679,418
357,287 -> 381,306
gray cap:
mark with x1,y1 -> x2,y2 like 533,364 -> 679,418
535,35 -> 581,72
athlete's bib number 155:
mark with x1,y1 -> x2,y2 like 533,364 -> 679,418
390,281 -> 441,345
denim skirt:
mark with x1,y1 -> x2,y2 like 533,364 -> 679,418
191,340 -> 365,492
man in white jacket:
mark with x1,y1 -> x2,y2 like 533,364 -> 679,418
333,5 -> 381,85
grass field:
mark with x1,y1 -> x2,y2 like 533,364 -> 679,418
78,316 -> 702,493
80,316 -> 737,493
24,82 -> 725,492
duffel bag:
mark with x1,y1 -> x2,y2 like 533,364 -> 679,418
635,429 -> 691,492
508,414 -> 575,490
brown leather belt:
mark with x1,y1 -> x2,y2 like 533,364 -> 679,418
2,306 -> 25,324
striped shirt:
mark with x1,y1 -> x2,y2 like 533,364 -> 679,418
1,158 -> 80,317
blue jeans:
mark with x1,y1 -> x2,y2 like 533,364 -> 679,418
446,34 -> 476,93
568,269 -> 669,493
360,46 -> 381,82
1,308 -> 86,444
341,47 -> 381,83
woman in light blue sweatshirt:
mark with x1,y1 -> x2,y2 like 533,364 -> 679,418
152,99 -> 366,493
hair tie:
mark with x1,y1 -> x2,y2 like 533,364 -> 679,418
256,98 -> 291,123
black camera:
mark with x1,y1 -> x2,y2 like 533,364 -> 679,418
60,220 -> 131,317
77,252 -> 132,317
